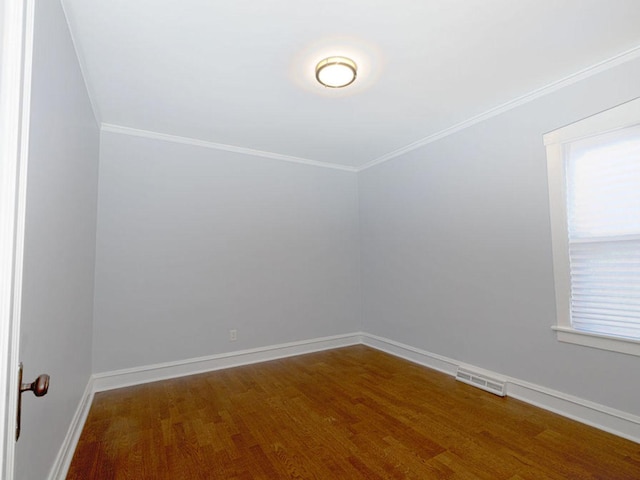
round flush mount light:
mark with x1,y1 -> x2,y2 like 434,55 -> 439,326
315,56 -> 357,88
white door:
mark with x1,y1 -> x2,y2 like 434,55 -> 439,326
3,0 -> 101,477
1,0 -> 32,478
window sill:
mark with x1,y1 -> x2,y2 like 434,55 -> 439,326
552,326 -> 640,357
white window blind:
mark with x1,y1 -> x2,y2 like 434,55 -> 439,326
565,125 -> 640,340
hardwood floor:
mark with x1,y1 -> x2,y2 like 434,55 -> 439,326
67,345 -> 640,479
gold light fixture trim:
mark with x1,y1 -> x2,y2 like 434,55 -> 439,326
315,56 -> 357,88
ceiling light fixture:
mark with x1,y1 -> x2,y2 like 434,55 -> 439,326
315,56 -> 357,88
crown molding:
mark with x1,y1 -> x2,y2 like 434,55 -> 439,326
60,0 -> 102,126
100,44 -> 640,173
355,43 -> 640,172
100,124 -> 359,172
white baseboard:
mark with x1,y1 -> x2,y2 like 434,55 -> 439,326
361,333 -> 640,444
47,377 -> 95,480
361,333 -> 460,376
50,330 -> 640,479
506,381 -> 640,443
92,332 -> 363,392
50,332 -> 362,479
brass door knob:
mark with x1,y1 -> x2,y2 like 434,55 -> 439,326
20,373 -> 50,397
16,363 -> 51,440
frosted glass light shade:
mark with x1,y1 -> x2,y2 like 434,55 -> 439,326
315,56 -> 357,88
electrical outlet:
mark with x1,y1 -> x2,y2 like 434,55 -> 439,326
229,329 -> 237,341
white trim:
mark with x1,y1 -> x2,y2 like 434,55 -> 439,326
59,1 -> 101,126
545,140 -> 572,331
543,96 -> 640,145
507,381 -> 640,444
0,0 -> 33,478
92,333 -> 362,392
46,378 -> 95,480
360,333 -> 458,376
0,0 -> 22,471
49,333 -> 640,478
357,44 -> 640,171
50,333 -> 362,479
552,326 -> 640,357
0,0 -> 24,474
360,333 -> 640,443
544,97 -> 640,357
100,124 -> 359,173
95,45 -> 640,174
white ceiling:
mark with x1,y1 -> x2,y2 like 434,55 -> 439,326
62,0 -> 640,169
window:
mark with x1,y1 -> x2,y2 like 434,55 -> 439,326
544,97 -> 640,356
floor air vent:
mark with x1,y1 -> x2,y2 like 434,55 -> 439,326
455,367 -> 506,396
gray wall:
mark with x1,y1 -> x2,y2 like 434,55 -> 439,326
359,57 -> 640,416
16,1 -> 99,479
92,132 -> 361,372
13,4 -> 640,475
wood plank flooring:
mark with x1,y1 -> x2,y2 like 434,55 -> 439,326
67,345 -> 640,479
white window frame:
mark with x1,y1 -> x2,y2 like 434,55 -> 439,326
544,97 -> 640,357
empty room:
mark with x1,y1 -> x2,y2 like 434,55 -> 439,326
2,0 -> 640,478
